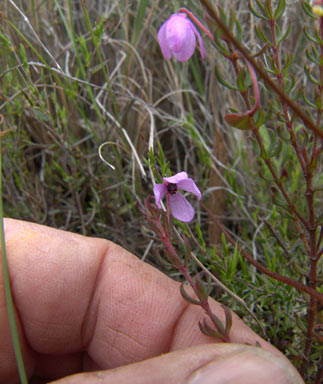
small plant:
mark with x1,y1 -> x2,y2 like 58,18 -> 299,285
139,188 -> 232,343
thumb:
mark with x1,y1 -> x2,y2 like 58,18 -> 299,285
50,344 -> 304,384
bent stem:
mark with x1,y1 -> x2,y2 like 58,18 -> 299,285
0,116 -> 28,384
178,7 -> 214,40
224,60 -> 260,123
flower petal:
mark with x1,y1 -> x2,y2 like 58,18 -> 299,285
169,193 -> 195,222
177,178 -> 202,200
163,171 -> 188,184
165,14 -> 196,62
190,22 -> 206,59
153,183 -> 167,208
157,20 -> 172,60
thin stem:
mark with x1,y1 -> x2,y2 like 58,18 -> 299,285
262,218 -> 291,258
178,7 -> 214,40
164,237 -> 230,342
157,196 -> 230,342
300,12 -> 323,377
314,353 -> 323,384
225,59 -> 260,120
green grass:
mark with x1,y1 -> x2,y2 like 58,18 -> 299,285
0,0 -> 322,382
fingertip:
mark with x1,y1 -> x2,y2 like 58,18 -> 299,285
48,344 -> 304,384
187,345 -> 304,384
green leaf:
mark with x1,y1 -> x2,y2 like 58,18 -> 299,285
277,22 -> 291,46
228,6 -> 236,31
269,138 -> 283,158
302,0 -> 318,19
285,74 -> 296,93
304,64 -> 321,86
312,27 -> 323,45
235,19 -> 243,42
132,0 -> 149,46
271,187 -> 288,208
224,113 -> 253,130
249,0 -> 269,20
303,26 -> 320,44
32,109 -> 49,122
274,0 -> 286,20
94,17 -> 105,43
214,65 -> 239,91
265,0 -> 273,19
0,32 -> 12,47
221,233 -> 229,258
226,243 -> 239,280
281,52 -> 293,74
222,305 -> 233,335
195,223 -> 206,251
210,313 -> 226,335
195,273 -> 209,302
255,108 -> 265,128
19,43 -> 28,71
213,33 -> 231,56
199,320 -> 223,339
237,67 -> 249,92
306,47 -> 320,65
255,24 -> 271,45
180,283 -> 201,305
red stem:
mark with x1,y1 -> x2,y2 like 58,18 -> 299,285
162,195 -> 229,342
164,237 -> 230,342
225,59 -> 260,120
178,7 -> 214,40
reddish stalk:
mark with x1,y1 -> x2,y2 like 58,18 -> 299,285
178,7 -> 214,40
144,196 -> 231,343
224,60 -> 260,122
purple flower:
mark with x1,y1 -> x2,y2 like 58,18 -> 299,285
153,171 -> 202,222
157,12 -> 206,62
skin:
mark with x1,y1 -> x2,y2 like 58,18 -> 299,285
0,218 -> 304,384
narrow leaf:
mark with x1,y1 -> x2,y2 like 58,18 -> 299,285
180,283 -> 201,305
224,114 -> 253,130
274,0 -> 286,20
222,305 -> 233,336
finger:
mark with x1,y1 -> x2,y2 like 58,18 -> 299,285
50,344 -> 304,384
1,219 -> 282,383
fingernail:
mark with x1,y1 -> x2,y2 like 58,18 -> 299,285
187,349 -> 297,384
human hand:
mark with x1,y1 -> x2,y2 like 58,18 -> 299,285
0,218 -> 303,384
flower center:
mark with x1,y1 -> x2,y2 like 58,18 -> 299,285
167,183 -> 177,194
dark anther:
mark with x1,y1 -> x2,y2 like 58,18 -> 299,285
167,183 -> 177,194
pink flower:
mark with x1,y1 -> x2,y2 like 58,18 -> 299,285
157,12 -> 206,62
153,171 -> 202,222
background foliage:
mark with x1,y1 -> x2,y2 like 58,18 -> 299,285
0,0 -> 322,382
